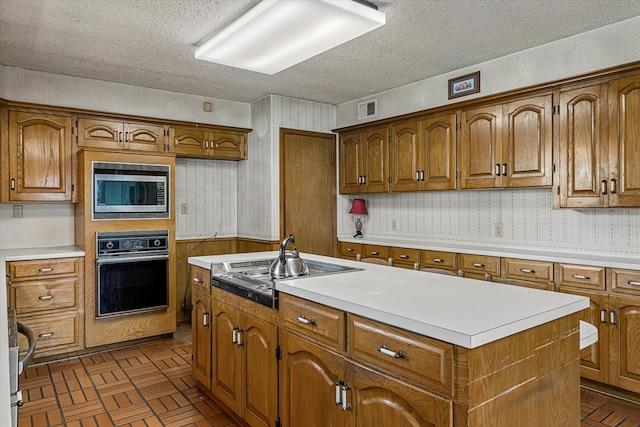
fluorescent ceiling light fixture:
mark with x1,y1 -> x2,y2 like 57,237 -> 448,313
195,0 -> 386,75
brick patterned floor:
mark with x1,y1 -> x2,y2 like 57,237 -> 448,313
17,322 -> 640,426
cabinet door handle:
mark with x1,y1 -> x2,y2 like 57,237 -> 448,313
341,384 -> 352,411
415,171 -> 420,181
346,248 -> 354,252
232,327 -> 239,343
601,179 -> 608,195
420,170 -> 425,181
11,178 -> 15,190
628,281 -> 640,286
125,131 -> 129,143
378,345 -> 405,359
335,380 -> 343,406
610,178 -> 617,194
495,164 -> 501,176
371,251 -> 379,256
399,254 -> 409,259
236,329 -> 243,346
119,131 -> 123,143
38,268 -> 55,273
519,268 -> 535,274
601,308 -> 607,324
502,163 -> 507,176
472,263 -> 485,268
362,175 -> 366,184
38,295 -> 54,301
193,277 -> 203,283
296,315 -> 316,326
572,274 -> 591,280
202,312 -> 209,327
610,309 -> 616,325
38,332 -> 55,339
433,258 -> 444,263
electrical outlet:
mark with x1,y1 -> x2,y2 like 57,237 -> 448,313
392,219 -> 397,231
12,205 -> 23,218
203,102 -> 212,112
495,222 -> 504,238
180,203 -> 188,214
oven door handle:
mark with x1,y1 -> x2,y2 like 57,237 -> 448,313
96,254 -> 169,265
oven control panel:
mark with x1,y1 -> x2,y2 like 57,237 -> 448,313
96,230 -> 169,255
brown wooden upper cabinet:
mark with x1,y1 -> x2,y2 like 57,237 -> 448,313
169,125 -> 247,160
459,93 -> 553,189
77,117 -> 168,152
556,74 -> 640,208
339,125 -> 389,194
5,110 -> 73,202
390,112 -> 457,192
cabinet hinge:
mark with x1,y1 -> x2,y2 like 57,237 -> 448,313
553,163 -> 556,173
331,152 -> 336,164
275,417 -> 282,427
387,135 -> 391,143
72,184 -> 75,192
455,171 -> 461,179
557,185 -> 560,196
387,176 -> 392,184
276,346 -> 282,360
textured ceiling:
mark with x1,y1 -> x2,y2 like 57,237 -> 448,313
1,0 -> 640,105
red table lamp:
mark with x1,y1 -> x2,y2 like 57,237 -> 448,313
349,198 -> 368,238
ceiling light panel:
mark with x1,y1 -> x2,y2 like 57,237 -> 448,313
195,0 -> 386,75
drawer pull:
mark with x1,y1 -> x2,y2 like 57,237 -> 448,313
378,345 -> 405,359
38,268 -> 55,273
573,274 -> 591,280
38,295 -> 54,301
472,263 -> 485,268
296,315 -> 316,326
370,251 -> 379,256
601,308 -> 607,324
38,332 -> 55,339
346,248 -> 354,252
519,268 -> 536,274
193,277 -> 203,283
628,281 -> 640,286
400,254 -> 409,259
202,312 -> 209,327
433,258 -> 444,263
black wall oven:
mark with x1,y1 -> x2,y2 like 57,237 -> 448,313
96,230 -> 169,317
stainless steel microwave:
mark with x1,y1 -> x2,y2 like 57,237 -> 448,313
93,161 -> 170,219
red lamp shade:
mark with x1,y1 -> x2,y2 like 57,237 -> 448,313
349,198 -> 368,215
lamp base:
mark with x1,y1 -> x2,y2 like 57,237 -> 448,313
353,230 -> 363,238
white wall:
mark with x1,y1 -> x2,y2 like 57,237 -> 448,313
0,204 -> 75,249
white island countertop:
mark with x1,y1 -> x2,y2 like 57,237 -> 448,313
189,252 -> 589,349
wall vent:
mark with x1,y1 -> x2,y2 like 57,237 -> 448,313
357,99 -> 377,119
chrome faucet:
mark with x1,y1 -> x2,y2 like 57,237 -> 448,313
278,235 -> 295,264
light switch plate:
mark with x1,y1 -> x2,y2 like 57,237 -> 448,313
495,222 -> 504,238
180,203 -> 188,214
13,205 -> 23,218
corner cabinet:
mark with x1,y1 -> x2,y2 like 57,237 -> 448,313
169,125 -> 248,160
339,125 -> 389,194
4,110 -> 73,202
459,93 -> 553,189
77,117 -> 169,152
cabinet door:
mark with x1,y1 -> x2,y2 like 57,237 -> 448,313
459,104 -> 502,189
210,130 -> 247,160
279,331 -> 344,427
339,131 -> 364,194
421,112 -> 457,191
242,313 -> 278,427
502,94 -> 553,187
171,126 -> 207,157
77,117 -> 124,149
123,122 -> 165,152
363,126 -> 389,193
346,361 -> 451,427
557,84 -> 609,208
192,290 -> 212,390
389,121 -> 420,192
610,295 -> 640,393
212,301 -> 242,414
608,75 -> 640,207
8,111 -> 72,201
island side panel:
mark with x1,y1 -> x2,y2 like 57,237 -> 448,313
458,313 -> 580,427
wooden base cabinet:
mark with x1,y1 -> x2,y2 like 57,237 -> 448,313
279,331 -> 451,427
211,292 -> 278,427
191,265 -> 212,390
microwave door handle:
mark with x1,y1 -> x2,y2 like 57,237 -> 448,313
96,254 -> 169,264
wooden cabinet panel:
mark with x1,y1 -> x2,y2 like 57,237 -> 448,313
210,130 -> 247,160
347,314 -> 454,396
421,112 -> 457,191
610,295 -> 640,393
123,122 -> 166,152
170,126 -> 247,160
458,253 -> 500,276
339,125 -> 388,194
280,293 -> 345,350
191,265 -> 211,296
339,131 -> 364,194
610,268 -> 640,297
502,258 -> 553,283
555,263 -> 605,291
12,277 -> 78,315
389,246 -> 420,269
192,290 -> 212,390
78,118 -> 166,152
9,257 -> 79,280
459,103 -> 502,189
212,301 -> 242,414
420,250 -> 458,271
171,126 -> 207,156
390,120 -> 420,192
339,242 -> 362,260
361,244 -> 389,260
363,126 -> 389,193
18,311 -> 79,353
7,111 -> 72,201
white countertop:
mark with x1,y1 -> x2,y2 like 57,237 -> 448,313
1,246 -> 85,261
339,237 -> 640,270
189,251 -> 589,349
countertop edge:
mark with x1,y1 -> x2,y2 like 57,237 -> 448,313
1,246 -> 85,261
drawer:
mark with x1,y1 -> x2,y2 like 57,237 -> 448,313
347,314 -> 454,396
610,268 -> 640,296
279,293 -> 345,350
191,265 -> 211,296
502,258 -> 553,283
362,244 -> 389,260
339,242 -> 362,260
389,247 -> 420,269
555,264 -> 605,291
11,278 -> 78,315
9,257 -> 79,281
18,312 -> 79,354
421,250 -> 458,270
458,254 -> 500,275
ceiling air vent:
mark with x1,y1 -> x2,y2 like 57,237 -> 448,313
357,99 -> 377,119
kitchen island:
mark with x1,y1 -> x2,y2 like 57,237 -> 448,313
189,252 -> 590,427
